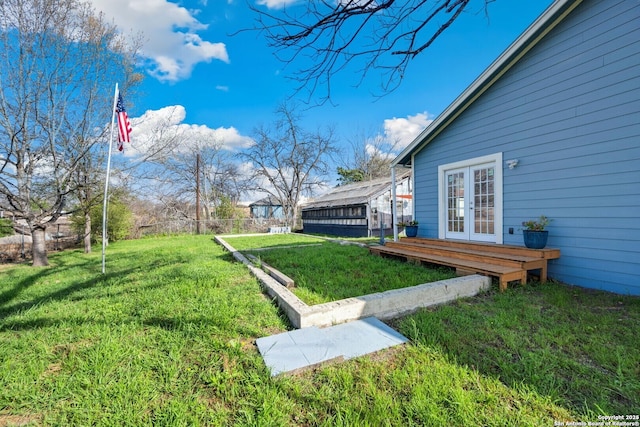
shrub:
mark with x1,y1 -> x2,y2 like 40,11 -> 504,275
89,197 -> 134,242
0,217 -> 13,237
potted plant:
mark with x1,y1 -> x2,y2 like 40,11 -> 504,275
521,215 -> 551,249
400,220 -> 419,238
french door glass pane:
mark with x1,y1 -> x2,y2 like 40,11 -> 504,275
473,167 -> 495,235
447,172 -> 465,233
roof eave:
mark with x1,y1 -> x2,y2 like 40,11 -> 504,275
392,0 -> 582,167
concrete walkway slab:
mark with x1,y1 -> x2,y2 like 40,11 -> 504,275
321,317 -> 408,359
257,317 -> 408,376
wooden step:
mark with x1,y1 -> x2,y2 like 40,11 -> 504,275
384,240 -> 548,280
370,237 -> 561,291
400,237 -> 560,260
384,241 -> 533,269
369,245 -> 525,291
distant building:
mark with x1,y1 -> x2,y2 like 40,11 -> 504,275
302,171 -> 412,238
249,196 -> 285,220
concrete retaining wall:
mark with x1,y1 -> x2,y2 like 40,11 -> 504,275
215,236 -> 491,329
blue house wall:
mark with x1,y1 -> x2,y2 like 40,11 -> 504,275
412,0 -> 640,294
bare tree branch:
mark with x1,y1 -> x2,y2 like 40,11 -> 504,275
237,102 -> 337,226
249,0 -> 491,103
126,120 -> 246,223
337,126 -> 402,184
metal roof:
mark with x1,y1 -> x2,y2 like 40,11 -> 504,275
249,196 -> 281,207
302,171 -> 411,210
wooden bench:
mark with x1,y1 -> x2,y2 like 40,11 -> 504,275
369,238 -> 560,291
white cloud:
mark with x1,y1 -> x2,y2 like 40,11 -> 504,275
256,0 -> 299,9
383,112 -> 433,148
90,0 -> 229,82
125,105 -> 253,157
365,143 -> 394,161
256,0 -> 375,12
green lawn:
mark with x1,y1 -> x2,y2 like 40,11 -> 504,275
228,234 -> 457,305
1,234 -> 638,426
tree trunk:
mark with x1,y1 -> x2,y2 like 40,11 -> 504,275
31,226 -> 49,266
84,212 -> 92,253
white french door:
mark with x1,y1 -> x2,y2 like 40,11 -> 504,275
440,154 -> 502,243
444,167 -> 467,240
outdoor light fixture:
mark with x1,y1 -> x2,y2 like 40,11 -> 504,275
506,159 -> 519,169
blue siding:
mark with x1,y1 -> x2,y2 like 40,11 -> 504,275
303,224 -> 369,238
413,0 -> 640,295
250,205 -> 285,220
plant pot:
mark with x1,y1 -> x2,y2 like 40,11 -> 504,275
405,225 -> 418,238
523,230 -> 548,249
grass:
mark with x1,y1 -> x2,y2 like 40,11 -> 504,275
233,235 -> 457,304
0,234 -> 638,426
222,233 -> 329,251
394,284 -> 640,417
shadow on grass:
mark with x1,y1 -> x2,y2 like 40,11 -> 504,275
0,247 -> 195,327
0,249 -> 101,311
0,267 -> 136,323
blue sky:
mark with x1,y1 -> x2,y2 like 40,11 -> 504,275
91,0 -> 554,193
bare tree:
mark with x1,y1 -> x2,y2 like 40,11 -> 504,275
71,142 -> 102,253
159,147 -> 245,221
252,0 -> 490,102
202,152 -> 246,218
0,0 -> 139,265
131,119 -> 246,225
338,128 -> 401,184
238,103 -> 337,227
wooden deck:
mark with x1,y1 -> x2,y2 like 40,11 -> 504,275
369,237 -> 561,291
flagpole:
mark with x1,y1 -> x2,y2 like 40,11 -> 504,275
102,83 -> 119,274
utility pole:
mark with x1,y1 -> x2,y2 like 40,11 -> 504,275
196,153 -> 201,234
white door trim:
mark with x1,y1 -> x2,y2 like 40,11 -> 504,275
438,153 -> 503,244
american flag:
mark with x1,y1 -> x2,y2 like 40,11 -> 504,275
116,93 -> 132,151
